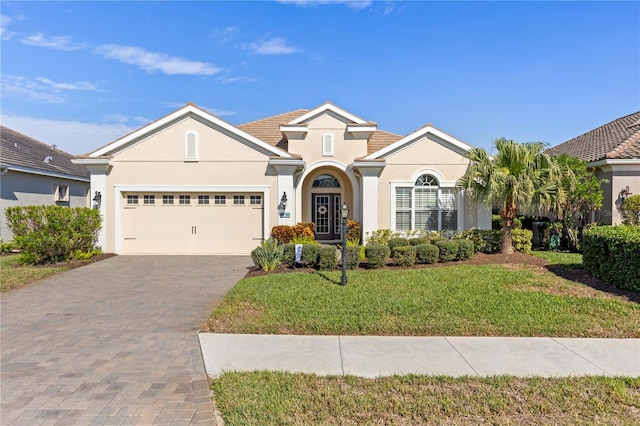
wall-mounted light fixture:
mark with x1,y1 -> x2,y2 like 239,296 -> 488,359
278,192 -> 288,216
92,191 -> 102,209
619,185 -> 633,202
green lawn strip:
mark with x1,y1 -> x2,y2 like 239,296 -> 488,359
212,372 -> 640,426
0,255 -> 68,292
207,265 -> 640,337
531,251 -> 584,269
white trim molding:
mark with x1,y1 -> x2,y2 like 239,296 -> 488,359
89,104 -> 291,159
288,101 -> 368,125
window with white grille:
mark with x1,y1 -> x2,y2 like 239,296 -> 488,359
394,174 -> 458,232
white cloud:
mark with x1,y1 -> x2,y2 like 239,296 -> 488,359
95,44 -> 221,76
21,33 -> 86,51
1,75 -> 102,104
245,37 -> 300,55
0,114 -> 136,155
0,14 -> 15,40
211,26 -> 239,43
277,0 -> 371,9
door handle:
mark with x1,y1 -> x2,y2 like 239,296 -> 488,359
194,226 -> 197,235
191,226 -> 194,234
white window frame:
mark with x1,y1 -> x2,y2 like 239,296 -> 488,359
390,171 -> 463,233
184,131 -> 199,162
322,133 -> 334,157
143,195 -> 155,205
54,185 -> 69,202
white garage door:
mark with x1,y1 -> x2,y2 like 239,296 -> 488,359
122,192 -> 263,254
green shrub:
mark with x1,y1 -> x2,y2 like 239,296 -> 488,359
460,230 -> 487,253
492,214 -> 522,230
71,247 -> 103,261
0,239 -> 17,253
583,226 -> 640,291
455,239 -> 474,260
415,244 -> 439,264
345,246 -> 361,269
388,237 -> 410,251
365,229 -> 397,246
282,244 -> 296,267
621,194 -> 640,226
347,238 -> 365,261
318,246 -> 338,271
408,238 -> 428,246
300,244 -> 321,268
5,205 -> 102,265
364,244 -> 390,269
291,235 -> 318,245
511,229 -> 533,253
435,240 -> 458,262
250,238 -> 284,272
427,233 -> 444,245
271,222 -> 316,244
391,245 -> 416,266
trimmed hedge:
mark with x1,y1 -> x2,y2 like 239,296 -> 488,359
391,246 -> 416,266
364,244 -> 390,269
435,240 -> 458,262
388,237 -> 410,251
415,244 -> 439,264
5,205 -> 102,264
408,238 -> 428,246
511,229 -> 533,254
345,246 -> 362,269
583,226 -> 640,291
621,194 -> 640,226
455,239 -> 474,260
318,246 -> 338,271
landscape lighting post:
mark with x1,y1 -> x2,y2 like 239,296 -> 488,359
341,202 -> 349,286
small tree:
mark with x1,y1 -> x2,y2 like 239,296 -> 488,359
550,154 -> 605,250
621,194 -> 640,226
457,138 -> 561,254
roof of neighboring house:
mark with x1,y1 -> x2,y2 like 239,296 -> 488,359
547,111 -> 640,162
238,106 -> 403,156
0,126 -> 90,179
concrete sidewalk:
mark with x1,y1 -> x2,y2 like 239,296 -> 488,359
199,334 -> 640,378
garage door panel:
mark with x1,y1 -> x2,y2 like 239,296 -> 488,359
122,193 -> 263,254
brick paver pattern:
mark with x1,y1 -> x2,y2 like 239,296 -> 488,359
1,255 -> 251,425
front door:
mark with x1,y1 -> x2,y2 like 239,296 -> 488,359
312,193 -> 341,241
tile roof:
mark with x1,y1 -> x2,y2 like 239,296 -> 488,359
237,108 -> 402,156
0,126 -> 90,179
547,111 -> 640,162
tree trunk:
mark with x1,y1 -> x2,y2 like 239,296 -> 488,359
500,199 -> 516,255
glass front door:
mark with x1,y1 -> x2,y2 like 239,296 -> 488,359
312,193 -> 341,240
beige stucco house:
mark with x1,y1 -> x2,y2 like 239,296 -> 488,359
1,126 -> 90,241
73,102 -> 491,254
548,111 -> 640,225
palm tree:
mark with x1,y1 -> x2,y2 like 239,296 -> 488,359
457,138 -> 561,254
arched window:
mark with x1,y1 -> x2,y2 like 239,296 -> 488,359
395,174 -> 457,232
312,174 -> 340,188
322,133 -> 334,156
185,131 -> 198,162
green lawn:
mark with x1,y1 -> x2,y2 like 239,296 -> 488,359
531,250 -> 584,269
213,372 -> 640,426
0,255 -> 69,292
206,262 -> 640,338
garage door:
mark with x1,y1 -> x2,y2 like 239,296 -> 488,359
122,192 -> 263,254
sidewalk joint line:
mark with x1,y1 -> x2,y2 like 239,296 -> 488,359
338,335 -> 345,376
444,337 -> 479,376
550,338 -> 611,375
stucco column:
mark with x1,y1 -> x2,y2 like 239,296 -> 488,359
73,159 -> 111,250
477,199 -> 492,229
269,159 -> 305,226
353,161 -> 386,243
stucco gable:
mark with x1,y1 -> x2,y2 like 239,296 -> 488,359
87,103 -> 291,159
365,124 -> 473,160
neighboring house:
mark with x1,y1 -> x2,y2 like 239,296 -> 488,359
72,102 -> 491,255
547,111 -> 640,225
0,126 -> 91,241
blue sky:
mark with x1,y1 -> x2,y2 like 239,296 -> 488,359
1,1 -> 638,155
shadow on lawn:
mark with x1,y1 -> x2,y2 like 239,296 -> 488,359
545,264 -> 640,304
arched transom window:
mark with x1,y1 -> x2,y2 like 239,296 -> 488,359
395,174 -> 458,232
312,174 -> 340,188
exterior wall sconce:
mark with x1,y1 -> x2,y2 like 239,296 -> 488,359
92,191 -> 102,209
278,192 -> 288,217
619,186 -> 633,202
341,202 -> 350,286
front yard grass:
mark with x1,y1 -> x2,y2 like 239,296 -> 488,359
213,372 -> 640,426
205,263 -> 640,338
0,255 -> 69,292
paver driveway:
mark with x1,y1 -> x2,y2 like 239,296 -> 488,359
1,255 -> 251,425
